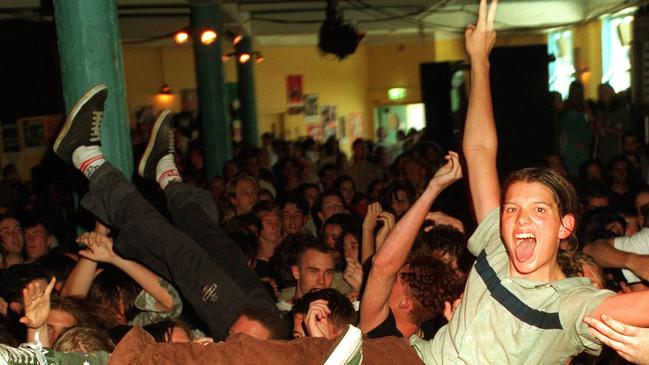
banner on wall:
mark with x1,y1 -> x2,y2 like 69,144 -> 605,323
286,75 -> 304,115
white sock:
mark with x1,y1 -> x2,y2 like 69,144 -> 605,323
156,154 -> 182,190
72,145 -> 105,178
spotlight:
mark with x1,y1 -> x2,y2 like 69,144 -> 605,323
158,84 -> 173,95
233,34 -> 243,45
255,52 -> 265,64
174,31 -> 189,45
200,29 -> 218,45
238,52 -> 251,64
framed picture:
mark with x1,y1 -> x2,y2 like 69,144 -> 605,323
20,117 -> 46,148
2,119 -> 20,153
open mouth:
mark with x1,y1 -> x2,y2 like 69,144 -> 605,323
514,232 -> 536,262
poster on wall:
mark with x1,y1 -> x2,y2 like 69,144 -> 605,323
286,75 -> 304,115
306,123 -> 323,140
20,117 -> 45,148
2,119 -> 20,153
304,94 -> 318,122
347,112 -> 364,142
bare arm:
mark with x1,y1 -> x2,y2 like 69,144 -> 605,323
591,293 -> 649,328
79,233 -> 175,312
583,239 -> 649,281
59,256 -> 97,297
361,202 -> 381,263
462,0 -> 501,223
360,152 -> 462,333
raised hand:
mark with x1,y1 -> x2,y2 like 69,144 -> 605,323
343,256 -> 363,292
424,211 -> 465,233
305,299 -> 332,339
77,232 -> 118,264
362,202 -> 383,231
20,277 -> 56,329
375,211 -> 396,249
428,151 -> 463,193
465,0 -> 498,59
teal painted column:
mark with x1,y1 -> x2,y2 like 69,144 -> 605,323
235,36 -> 259,147
191,1 -> 231,179
54,0 -> 133,177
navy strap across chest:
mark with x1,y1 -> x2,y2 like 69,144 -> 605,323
475,250 -> 563,330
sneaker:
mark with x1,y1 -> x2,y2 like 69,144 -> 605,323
137,109 -> 175,180
0,343 -> 109,365
323,324 -> 363,365
53,84 -> 108,165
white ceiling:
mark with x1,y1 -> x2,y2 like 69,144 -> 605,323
0,0 -> 646,45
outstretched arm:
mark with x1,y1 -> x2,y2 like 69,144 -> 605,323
583,239 -> 649,281
591,292 -> 649,328
360,152 -> 462,333
462,0 -> 501,223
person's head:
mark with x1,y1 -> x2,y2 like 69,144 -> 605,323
223,160 -> 239,182
292,242 -> 336,299
142,320 -> 191,343
227,174 -> 259,215
0,264 -> 47,315
380,179 -> 416,219
0,214 -> 24,258
253,201 -> 282,244
321,213 -> 355,254
318,163 -> 338,192
598,83 -> 615,105
301,183 -> 320,210
292,288 -> 356,340
228,304 -> 289,340
500,167 -> 580,281
635,189 -> 649,227
49,296 -> 117,344
622,132 -> 642,154
210,176 -> 226,201
53,327 -> 115,353
87,267 -> 141,324
352,139 -> 366,160
401,157 -> 428,187
366,179 -> 387,203
257,188 -> 274,203
242,152 -> 262,178
543,153 -> 568,178
280,196 -> 308,236
414,224 -> 472,276
332,175 -> 356,206
277,158 -> 302,183
578,207 -> 627,245
607,155 -> 631,185
313,191 -> 345,228
23,219 -> 55,262
578,159 -> 604,184
389,253 -> 463,326
566,80 -> 585,112
579,183 -> 610,212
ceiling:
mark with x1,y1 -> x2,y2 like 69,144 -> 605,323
0,0 -> 646,46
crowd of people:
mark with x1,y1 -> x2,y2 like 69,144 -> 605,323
1,1 -> 649,364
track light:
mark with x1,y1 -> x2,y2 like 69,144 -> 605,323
173,31 -> 189,45
238,52 -> 251,64
200,29 -> 218,45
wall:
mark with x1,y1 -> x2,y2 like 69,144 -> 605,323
572,20 -> 603,99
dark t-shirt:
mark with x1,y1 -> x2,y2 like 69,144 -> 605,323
366,309 -> 403,339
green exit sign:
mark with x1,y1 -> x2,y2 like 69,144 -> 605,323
387,88 -> 407,101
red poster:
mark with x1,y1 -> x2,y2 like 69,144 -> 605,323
286,75 -> 304,114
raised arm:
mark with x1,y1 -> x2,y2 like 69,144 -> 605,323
462,0 -> 501,222
78,232 -> 175,312
360,152 -> 462,333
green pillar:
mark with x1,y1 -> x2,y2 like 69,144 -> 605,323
235,36 -> 259,147
54,0 -> 133,177
191,1 -> 231,179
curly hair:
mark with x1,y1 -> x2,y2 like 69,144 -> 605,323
399,253 -> 465,325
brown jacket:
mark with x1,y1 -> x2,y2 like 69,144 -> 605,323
109,327 -> 424,365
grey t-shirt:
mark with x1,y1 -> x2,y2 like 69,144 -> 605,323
411,208 -> 614,364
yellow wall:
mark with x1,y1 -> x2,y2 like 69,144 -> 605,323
121,33 -> 548,143
572,20 -> 603,99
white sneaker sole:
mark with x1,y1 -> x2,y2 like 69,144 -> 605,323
137,109 -> 172,178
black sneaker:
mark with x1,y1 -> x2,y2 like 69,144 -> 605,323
53,84 -> 108,165
137,109 -> 175,180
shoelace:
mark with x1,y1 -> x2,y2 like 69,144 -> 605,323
167,130 -> 176,155
90,111 -> 104,143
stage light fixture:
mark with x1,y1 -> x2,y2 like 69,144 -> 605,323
201,29 -> 218,45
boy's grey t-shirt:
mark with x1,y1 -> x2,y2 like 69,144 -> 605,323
411,208 -> 614,365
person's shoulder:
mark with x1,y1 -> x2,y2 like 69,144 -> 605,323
467,207 -> 501,256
